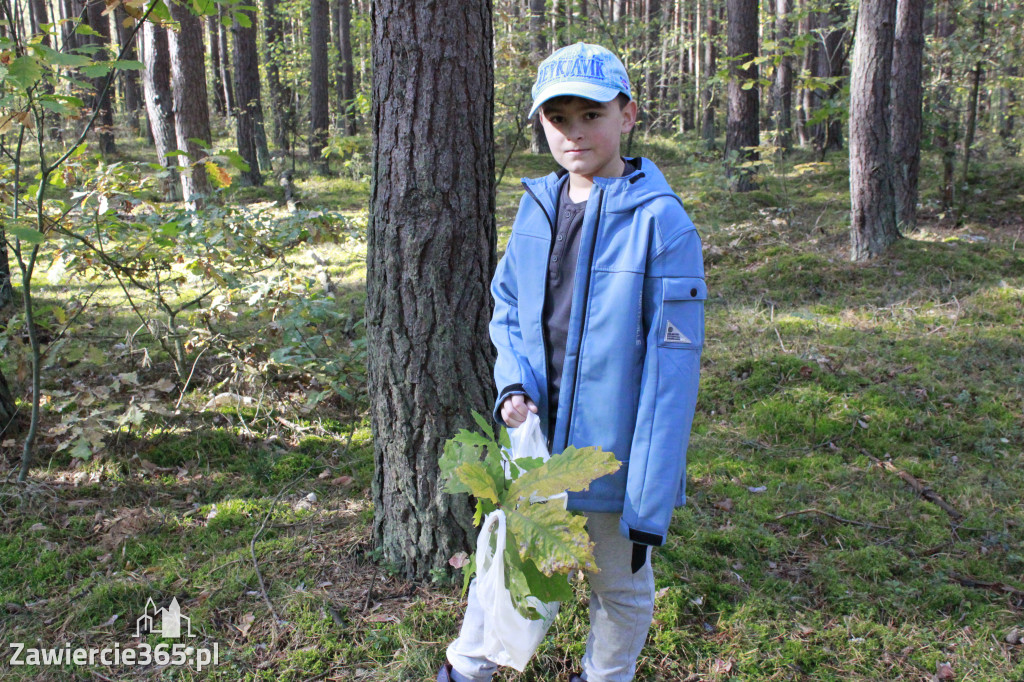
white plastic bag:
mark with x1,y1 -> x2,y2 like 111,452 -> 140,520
503,412 -> 568,507
475,509 -> 559,672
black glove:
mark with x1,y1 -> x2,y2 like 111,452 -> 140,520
631,542 -> 648,574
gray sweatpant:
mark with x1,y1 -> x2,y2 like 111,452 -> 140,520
446,512 -> 655,682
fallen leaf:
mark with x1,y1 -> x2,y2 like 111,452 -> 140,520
714,498 -> 734,512
448,552 -> 470,569
331,476 -> 354,487
655,587 -> 670,599
29,523 -> 48,532
100,614 -> 119,627
1005,627 -> 1021,645
365,613 -> 399,623
237,613 -> 255,638
318,469 -> 332,480
149,377 -> 176,392
711,658 -> 735,675
936,662 -> 955,680
747,486 -> 767,493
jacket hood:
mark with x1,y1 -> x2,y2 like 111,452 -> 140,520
521,157 -> 681,217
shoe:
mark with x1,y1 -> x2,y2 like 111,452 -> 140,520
437,660 -> 455,682
567,674 -> 585,682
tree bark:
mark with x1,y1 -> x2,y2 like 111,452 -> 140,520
890,0 -> 925,231
0,225 -> 12,309
333,0 -> 358,135
849,0 -> 899,261
773,0 -> 793,152
957,2 -> 986,222
530,0 -> 549,154
115,6 -> 143,132
820,1 -> 850,151
208,15 -> 227,116
726,0 -> 759,191
310,0 -> 331,173
933,0 -> 957,211
167,2 -> 213,205
141,22 -> 180,200
368,0 -> 496,581
86,1 -> 115,155
700,0 -> 716,148
216,3 -> 236,114
232,8 -> 264,186
264,0 -> 294,152
0,366 -> 18,437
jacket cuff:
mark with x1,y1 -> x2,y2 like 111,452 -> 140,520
493,383 -> 528,425
619,517 -> 666,547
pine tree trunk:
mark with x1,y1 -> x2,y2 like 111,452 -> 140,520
208,15 -> 227,116
890,0 -> 925,231
0,366 -> 18,437
264,0 -> 294,152
773,0 -> 793,152
115,6 -> 143,133
86,1 -> 115,155
530,0 -> 549,154
368,0 -> 496,581
933,0 -> 957,211
957,3 -> 986,222
849,0 -> 899,261
141,22 -> 180,201
726,0 -> 759,191
821,2 -> 849,152
233,9 -> 264,186
333,0 -> 357,135
61,0 -> 81,52
797,1 -> 816,147
1001,62 -> 1018,154
700,0 -> 716,148
310,0 -> 331,173
217,3 -> 236,114
167,2 -> 213,205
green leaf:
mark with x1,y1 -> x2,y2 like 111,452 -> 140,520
70,438 -> 93,460
111,60 -> 144,71
36,45 -> 92,68
234,10 -> 252,28
224,149 -> 250,172
80,63 -> 111,78
440,439 -> 477,494
505,502 -> 596,576
453,462 -> 501,504
8,226 -> 46,244
451,428 -> 494,449
7,56 -> 43,90
74,23 -> 101,37
507,446 -> 620,506
471,410 -> 495,440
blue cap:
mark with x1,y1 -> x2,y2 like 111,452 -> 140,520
529,43 -> 632,119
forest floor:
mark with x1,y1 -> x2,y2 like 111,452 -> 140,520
1,132 -> 1023,681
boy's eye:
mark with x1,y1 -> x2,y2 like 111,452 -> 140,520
584,112 -> 601,120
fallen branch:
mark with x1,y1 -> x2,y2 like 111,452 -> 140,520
950,572 -> 1024,599
867,454 -> 963,521
774,507 -> 892,530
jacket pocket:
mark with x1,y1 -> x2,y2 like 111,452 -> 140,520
657,276 -> 706,349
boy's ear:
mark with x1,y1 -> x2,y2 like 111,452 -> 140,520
621,100 -> 638,133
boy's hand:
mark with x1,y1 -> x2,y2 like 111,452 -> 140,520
501,394 -> 538,428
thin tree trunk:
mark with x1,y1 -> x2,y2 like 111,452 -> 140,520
530,0 -> 549,154
310,0 -> 331,172
334,0 -> 357,135
700,0 -> 717,148
217,3 -> 235,114
821,1 -> 849,152
208,15 -> 226,116
890,0 -> 925,230
369,0 -> 496,581
61,0 -> 81,52
86,0 -> 115,155
233,9 -> 263,186
933,0 -> 957,211
141,22 -> 180,200
0,227 -> 12,309
115,6 -> 143,133
1001,62 -> 1018,153
773,0 -> 793,152
167,2 -> 213,205
796,0 -> 815,147
849,0 -> 899,261
264,0 -> 294,152
726,0 -> 759,191
957,2 -> 986,222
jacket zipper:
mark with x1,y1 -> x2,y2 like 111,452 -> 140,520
522,182 -> 556,450
562,189 -> 605,451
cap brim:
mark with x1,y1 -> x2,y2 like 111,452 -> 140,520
529,82 -> 626,119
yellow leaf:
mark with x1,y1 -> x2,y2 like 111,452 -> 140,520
205,162 -> 232,188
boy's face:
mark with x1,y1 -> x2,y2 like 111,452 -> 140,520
539,96 -> 638,182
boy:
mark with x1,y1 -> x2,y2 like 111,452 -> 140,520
440,42 -> 705,682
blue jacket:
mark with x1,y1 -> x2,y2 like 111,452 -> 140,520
490,157 -> 705,547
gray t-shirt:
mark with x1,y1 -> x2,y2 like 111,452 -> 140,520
542,158 -> 638,433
